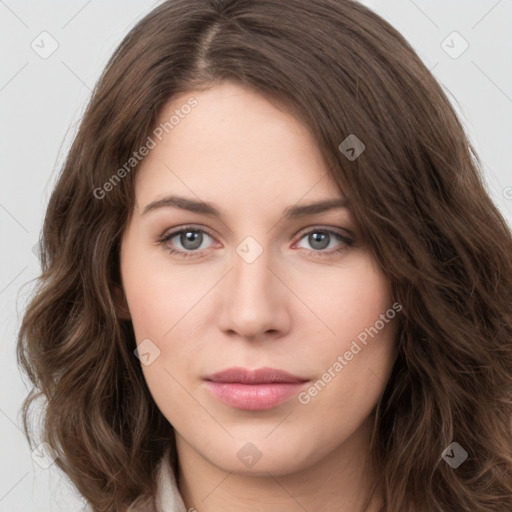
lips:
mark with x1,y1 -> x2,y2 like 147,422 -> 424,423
203,367 -> 309,410
204,366 -> 308,384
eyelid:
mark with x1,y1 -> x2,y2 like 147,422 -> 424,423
159,224 -> 217,243
293,224 -> 354,240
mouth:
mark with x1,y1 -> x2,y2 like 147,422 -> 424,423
203,367 -> 310,410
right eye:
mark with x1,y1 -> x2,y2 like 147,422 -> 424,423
158,226 -> 217,258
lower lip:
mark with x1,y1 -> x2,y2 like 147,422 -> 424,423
204,381 -> 307,410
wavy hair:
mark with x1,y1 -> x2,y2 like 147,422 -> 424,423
17,0 -> 512,510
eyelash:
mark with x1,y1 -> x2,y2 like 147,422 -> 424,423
157,225 -> 354,259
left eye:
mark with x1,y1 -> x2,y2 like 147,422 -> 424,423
295,230 -> 350,253
158,227 -> 352,258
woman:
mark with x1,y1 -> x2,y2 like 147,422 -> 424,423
17,0 -> 512,511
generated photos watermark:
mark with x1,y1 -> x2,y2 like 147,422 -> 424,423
93,97 -> 198,199
298,301 -> 402,404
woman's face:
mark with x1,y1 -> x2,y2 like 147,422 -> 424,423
118,81 -> 399,476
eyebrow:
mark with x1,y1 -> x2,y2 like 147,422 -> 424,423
141,194 -> 349,219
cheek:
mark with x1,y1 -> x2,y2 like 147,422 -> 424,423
295,256 -> 398,412
121,244 -> 212,408
121,240 -> 207,342
295,324 -> 397,455
296,255 -> 395,350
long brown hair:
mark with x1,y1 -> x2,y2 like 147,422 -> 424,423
17,0 -> 512,510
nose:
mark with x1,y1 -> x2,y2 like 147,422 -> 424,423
216,242 -> 292,342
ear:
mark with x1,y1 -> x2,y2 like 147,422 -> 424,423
112,284 -> 132,321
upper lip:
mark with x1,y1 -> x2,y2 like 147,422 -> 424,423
204,367 -> 309,384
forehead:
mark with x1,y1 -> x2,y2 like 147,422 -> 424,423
134,82 -> 343,213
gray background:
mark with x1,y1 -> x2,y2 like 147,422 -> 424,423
1,1 -> 511,510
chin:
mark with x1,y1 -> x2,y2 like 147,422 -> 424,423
200,435 -> 329,477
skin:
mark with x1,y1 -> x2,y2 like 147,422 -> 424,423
116,81 -> 399,512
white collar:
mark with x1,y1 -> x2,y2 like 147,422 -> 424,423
126,449 -> 187,512
154,450 -> 187,512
